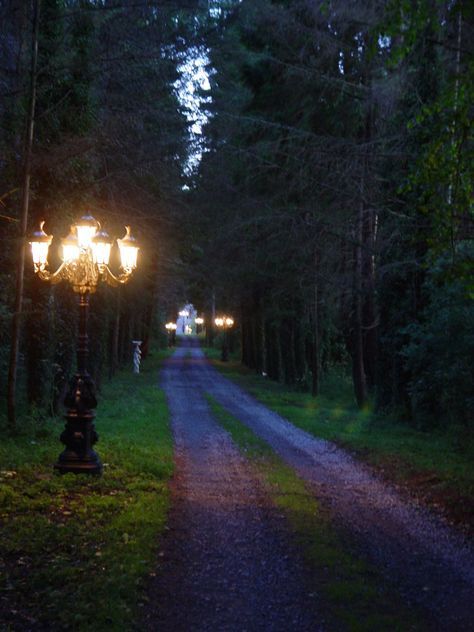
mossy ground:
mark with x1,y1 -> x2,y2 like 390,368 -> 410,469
0,349 -> 173,631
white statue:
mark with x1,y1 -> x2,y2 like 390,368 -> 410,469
132,340 -> 142,374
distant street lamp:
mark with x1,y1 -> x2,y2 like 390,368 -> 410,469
165,322 -> 177,346
195,316 -> 204,335
29,214 -> 139,474
214,316 -> 234,361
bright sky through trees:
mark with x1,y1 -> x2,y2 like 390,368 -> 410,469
174,45 -> 214,177
173,1 -> 242,178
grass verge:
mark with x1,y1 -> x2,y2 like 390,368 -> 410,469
204,351 -> 474,535
0,349 -> 173,631
206,394 -> 422,632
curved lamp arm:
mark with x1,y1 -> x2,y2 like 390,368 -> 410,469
35,261 -> 69,284
100,265 -> 134,287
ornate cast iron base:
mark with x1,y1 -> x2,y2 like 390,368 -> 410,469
54,372 -> 102,475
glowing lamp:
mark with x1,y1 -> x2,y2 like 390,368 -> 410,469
30,221 -> 52,268
215,317 -> 234,328
214,315 -> 234,362
117,226 -> 139,270
195,317 -> 204,325
28,213 -> 140,475
61,227 -> 79,263
75,214 -> 99,250
92,229 -> 112,266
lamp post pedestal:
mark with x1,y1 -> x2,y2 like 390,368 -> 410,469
54,293 -> 102,475
221,325 -> 229,362
215,317 -> 233,362
165,323 -> 177,347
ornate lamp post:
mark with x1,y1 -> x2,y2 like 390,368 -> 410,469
195,316 -> 204,335
214,316 -> 234,361
165,322 -> 177,347
29,214 -> 139,475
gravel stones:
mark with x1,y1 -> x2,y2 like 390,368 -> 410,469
142,343 -> 322,632
143,338 -> 474,631
192,342 -> 474,631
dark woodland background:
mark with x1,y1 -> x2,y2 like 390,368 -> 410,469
1,0 -> 473,433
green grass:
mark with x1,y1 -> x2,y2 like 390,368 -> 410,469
205,352 -> 474,533
0,349 -> 173,631
206,395 -> 422,632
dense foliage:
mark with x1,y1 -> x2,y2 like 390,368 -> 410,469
0,0 -> 195,425
1,0 -> 472,432
185,0 -> 473,429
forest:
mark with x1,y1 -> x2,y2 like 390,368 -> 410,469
1,0 -> 473,434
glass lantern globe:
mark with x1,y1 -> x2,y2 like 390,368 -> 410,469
75,214 -> 99,250
30,221 -> 52,268
117,226 -> 139,270
92,229 -> 112,266
61,227 -> 80,263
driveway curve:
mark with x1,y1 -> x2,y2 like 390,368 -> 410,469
145,337 -> 474,631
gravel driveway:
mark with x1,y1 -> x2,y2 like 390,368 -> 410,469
143,342 -> 322,632
144,338 -> 474,631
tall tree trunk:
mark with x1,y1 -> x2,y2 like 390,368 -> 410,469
352,98 -> 371,408
362,205 -> 378,389
352,196 -> 368,409
109,290 -> 121,378
206,290 -> 216,347
119,310 -> 128,365
280,316 -> 296,385
254,293 -> 265,375
311,248 -> 320,397
7,0 -> 41,429
363,84 -> 379,390
265,320 -> 279,381
352,68 -> 376,408
240,297 -> 252,368
26,277 -> 50,408
447,7 -> 463,248
141,254 -> 159,359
